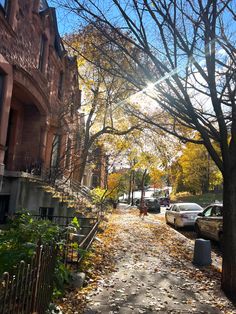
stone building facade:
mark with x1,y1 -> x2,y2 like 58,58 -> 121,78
0,0 -> 83,221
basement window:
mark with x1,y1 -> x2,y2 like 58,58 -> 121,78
39,207 -> 54,221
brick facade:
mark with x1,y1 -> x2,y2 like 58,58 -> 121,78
0,0 -> 82,220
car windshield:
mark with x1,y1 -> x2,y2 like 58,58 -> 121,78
178,204 -> 202,211
146,199 -> 157,204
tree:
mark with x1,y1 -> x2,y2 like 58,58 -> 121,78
64,27 -> 141,183
178,142 -> 223,194
59,0 -> 236,297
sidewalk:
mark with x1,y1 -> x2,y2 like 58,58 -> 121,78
59,209 -> 236,314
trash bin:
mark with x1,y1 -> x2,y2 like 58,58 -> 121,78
193,238 -> 212,266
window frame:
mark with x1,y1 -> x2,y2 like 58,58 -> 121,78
50,134 -> 60,168
38,35 -> 47,72
58,71 -> 64,100
65,137 -> 71,169
39,207 -> 54,221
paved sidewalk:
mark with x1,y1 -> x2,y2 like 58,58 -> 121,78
81,210 -> 235,314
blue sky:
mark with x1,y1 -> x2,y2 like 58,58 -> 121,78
48,0 -> 79,35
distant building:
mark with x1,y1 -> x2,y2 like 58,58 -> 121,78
0,0 -> 85,221
90,146 -> 108,189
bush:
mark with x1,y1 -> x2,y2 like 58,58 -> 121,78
0,211 -> 62,274
0,211 -> 79,298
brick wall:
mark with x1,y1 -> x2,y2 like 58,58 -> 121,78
0,0 -> 81,175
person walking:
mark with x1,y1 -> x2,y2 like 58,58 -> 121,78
139,199 -> 148,219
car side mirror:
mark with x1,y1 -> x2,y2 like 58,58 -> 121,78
166,207 -> 170,211
197,212 -> 203,216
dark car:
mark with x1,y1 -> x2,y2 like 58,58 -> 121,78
144,197 -> 161,213
159,197 -> 170,207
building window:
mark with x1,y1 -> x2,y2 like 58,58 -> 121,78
65,137 -> 71,169
0,73 -> 5,116
38,35 -> 47,72
51,134 -> 60,168
39,207 -> 54,221
58,71 -> 64,100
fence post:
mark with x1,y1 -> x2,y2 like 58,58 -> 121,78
31,243 -> 43,313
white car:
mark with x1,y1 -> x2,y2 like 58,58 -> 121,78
165,203 -> 203,229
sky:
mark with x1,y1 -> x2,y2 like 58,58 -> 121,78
48,0 -> 79,35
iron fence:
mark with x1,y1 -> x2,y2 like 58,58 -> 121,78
27,214 -> 97,228
63,219 -> 100,267
0,243 -> 58,314
0,215 -> 100,313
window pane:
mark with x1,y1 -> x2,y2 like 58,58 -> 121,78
51,135 -> 60,167
58,71 -> 64,99
65,137 -> 71,169
38,36 -> 46,71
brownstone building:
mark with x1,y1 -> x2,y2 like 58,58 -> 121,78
0,0 -> 84,221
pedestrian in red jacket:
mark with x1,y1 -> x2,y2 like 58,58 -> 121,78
139,200 -> 148,219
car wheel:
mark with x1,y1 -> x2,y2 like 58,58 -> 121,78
195,224 -> 201,238
174,219 -> 178,230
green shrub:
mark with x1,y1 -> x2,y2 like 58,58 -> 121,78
0,211 -> 61,274
0,210 -> 81,298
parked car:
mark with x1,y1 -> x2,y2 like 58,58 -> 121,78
159,197 -> 170,207
165,203 -> 203,228
144,197 -> 161,213
137,197 -> 160,213
134,198 -> 141,206
195,203 -> 223,244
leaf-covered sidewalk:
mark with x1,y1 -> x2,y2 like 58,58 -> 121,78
58,208 -> 236,314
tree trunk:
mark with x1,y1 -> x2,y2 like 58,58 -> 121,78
128,170 -> 132,204
221,170 -> 236,300
140,169 -> 147,208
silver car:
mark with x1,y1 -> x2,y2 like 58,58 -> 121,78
195,203 -> 223,243
165,203 -> 203,229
